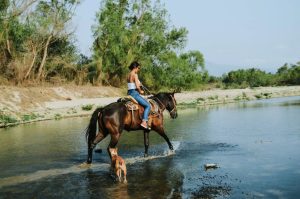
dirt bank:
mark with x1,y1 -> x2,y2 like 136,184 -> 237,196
1,85 -> 300,127
0,85 -> 124,127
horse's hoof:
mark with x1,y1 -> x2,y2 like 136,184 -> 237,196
168,150 -> 175,155
86,160 -> 92,164
144,154 -> 148,158
78,162 -> 91,168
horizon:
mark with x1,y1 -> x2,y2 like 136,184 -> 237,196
73,0 -> 300,76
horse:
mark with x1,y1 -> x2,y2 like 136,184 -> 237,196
85,92 -> 178,164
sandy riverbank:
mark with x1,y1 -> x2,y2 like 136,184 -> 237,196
1,85 -> 300,127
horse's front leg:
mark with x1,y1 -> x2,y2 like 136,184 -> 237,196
144,131 -> 150,157
154,127 -> 173,151
162,132 -> 174,151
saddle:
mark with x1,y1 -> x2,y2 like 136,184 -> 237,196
117,96 -> 161,128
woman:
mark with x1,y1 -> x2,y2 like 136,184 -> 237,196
127,61 -> 151,130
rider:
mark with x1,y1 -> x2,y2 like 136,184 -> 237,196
127,61 -> 151,130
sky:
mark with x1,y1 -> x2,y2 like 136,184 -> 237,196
73,0 -> 300,76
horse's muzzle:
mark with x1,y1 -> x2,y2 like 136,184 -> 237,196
170,111 -> 178,119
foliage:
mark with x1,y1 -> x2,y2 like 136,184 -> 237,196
222,68 -> 275,88
1,0 -> 298,91
221,62 -> 300,88
276,63 -> 300,85
92,0 -> 206,90
0,113 -> 18,124
0,0 -> 79,84
54,113 -> 62,120
81,104 -> 94,111
22,113 -> 40,121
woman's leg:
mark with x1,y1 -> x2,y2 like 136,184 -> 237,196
128,90 -> 151,122
134,94 -> 151,121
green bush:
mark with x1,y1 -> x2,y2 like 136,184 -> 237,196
81,104 -> 94,111
255,94 -> 263,99
22,113 -> 39,121
54,114 -> 62,120
0,114 -> 18,124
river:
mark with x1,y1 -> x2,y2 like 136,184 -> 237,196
0,96 -> 300,198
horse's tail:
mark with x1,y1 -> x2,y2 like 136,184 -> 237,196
85,107 -> 103,147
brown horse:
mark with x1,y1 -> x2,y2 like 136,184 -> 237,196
85,92 -> 178,164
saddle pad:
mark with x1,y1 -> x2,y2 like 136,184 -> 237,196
117,96 -> 138,104
124,101 -> 139,110
119,96 -> 159,115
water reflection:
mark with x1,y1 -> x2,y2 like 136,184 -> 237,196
0,96 -> 300,198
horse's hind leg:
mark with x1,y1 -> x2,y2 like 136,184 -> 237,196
144,131 -> 150,157
87,132 -> 107,164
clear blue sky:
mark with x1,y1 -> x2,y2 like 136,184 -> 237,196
73,0 -> 300,76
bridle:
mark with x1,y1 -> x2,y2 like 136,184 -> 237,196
142,85 -> 177,114
169,94 -> 177,114
154,94 -> 177,114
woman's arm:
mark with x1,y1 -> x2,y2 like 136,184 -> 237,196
134,74 -> 144,94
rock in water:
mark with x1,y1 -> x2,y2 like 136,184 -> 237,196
204,163 -> 218,170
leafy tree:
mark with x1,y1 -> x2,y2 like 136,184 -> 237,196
276,63 -> 300,85
0,0 -> 80,84
223,68 -> 274,88
92,0 -> 206,89
32,0 -> 79,80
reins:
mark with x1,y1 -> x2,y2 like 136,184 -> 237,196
142,85 -> 177,114
153,97 -> 166,111
169,94 -> 177,114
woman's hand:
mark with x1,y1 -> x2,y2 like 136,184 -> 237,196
140,90 -> 144,94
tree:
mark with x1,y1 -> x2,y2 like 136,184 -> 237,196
0,0 -> 38,74
222,68 -> 274,88
32,0 -> 79,80
93,0 -> 206,89
0,0 -> 80,84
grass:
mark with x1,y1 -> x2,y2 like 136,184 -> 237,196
208,95 -> 218,100
0,113 -> 19,124
54,114 -> 62,120
255,92 -> 272,99
22,113 -> 39,121
81,104 -> 94,111
263,92 -> 272,98
255,93 -> 263,99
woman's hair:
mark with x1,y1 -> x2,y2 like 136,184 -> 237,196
128,61 -> 140,70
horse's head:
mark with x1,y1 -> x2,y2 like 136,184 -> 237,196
153,92 -> 178,119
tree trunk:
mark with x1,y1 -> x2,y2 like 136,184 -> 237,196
5,22 -> 12,60
95,58 -> 103,85
24,47 -> 37,80
6,39 -> 11,56
37,34 -> 52,80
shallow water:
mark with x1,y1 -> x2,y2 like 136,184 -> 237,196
0,96 -> 300,198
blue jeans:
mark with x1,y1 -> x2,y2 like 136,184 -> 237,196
128,89 -> 151,121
